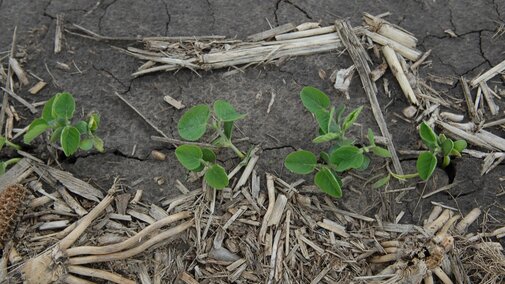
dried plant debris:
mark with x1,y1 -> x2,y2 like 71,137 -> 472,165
0,184 -> 27,247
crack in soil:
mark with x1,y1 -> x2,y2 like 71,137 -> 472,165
161,0 -> 171,36
93,65 -> 131,90
262,145 -> 296,152
67,148 -> 146,164
274,0 -> 312,26
492,0 -> 503,20
98,0 -> 118,33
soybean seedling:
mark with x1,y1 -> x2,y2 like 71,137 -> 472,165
23,92 -> 104,156
0,136 -> 22,175
374,122 -> 467,187
284,87 -> 390,198
175,100 -> 246,189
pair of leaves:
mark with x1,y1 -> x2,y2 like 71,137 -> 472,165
178,100 -> 245,141
24,92 -> 104,157
283,150 -> 343,198
175,145 -> 228,189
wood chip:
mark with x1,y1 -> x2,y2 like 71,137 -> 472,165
163,95 -> 185,110
39,220 -> 69,231
127,209 -> 156,224
28,81 -> 47,95
8,57 -> 29,85
54,14 -> 64,53
318,219 -> 350,238
267,194 -> 287,227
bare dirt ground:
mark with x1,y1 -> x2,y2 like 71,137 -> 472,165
1,0 -> 504,234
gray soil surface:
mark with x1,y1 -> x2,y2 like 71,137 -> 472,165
1,0 -> 504,225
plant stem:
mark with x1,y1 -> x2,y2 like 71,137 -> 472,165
227,140 -> 245,159
4,158 -> 21,166
5,140 -> 21,150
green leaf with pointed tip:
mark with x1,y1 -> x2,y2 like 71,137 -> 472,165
329,145 -> 364,172
88,113 -> 100,132
314,110 -> 329,134
453,140 -> 467,152
214,100 -> 246,122
438,134 -> 447,144
372,174 -> 391,188
300,86 -> 330,113
371,146 -> 391,158
223,121 -> 234,139
202,148 -> 216,162
367,129 -> 375,146
93,136 -> 104,152
314,168 -> 342,198
204,164 -> 229,189
441,139 -> 454,156
416,151 -> 437,181
342,106 -> 362,132
284,150 -> 317,174
52,92 -> 75,119
175,145 -> 203,171
60,126 -> 80,156
419,122 -> 437,148
335,104 -> 346,123
313,132 -> 339,143
51,127 -> 64,143
42,96 -> 57,121
75,121 -> 88,134
80,138 -> 94,151
178,105 -> 210,141
327,106 -> 339,133
24,118 -> 50,144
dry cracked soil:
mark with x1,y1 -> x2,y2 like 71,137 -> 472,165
1,0 -> 505,227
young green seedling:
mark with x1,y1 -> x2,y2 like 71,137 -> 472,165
23,92 -> 104,156
380,121 -> 467,186
284,87 -> 390,198
175,100 -> 246,189
0,136 -> 22,175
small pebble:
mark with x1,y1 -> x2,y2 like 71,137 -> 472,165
402,106 -> 417,118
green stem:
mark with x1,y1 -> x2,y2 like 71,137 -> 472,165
389,171 -> 419,181
4,158 -> 21,167
227,140 -> 245,159
5,140 -> 21,150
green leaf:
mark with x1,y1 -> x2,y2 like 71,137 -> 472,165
342,106 -> 362,132
314,168 -> 342,198
371,146 -> 391,158
178,105 -> 211,141
314,110 -> 330,134
75,121 -> 88,134
93,136 -> 104,152
367,128 -> 375,146
372,174 -> 391,188
329,145 -> 364,172
300,86 -> 330,113
335,104 -> 346,124
51,127 -> 64,143
52,92 -> 75,119
284,150 -> 317,174
356,155 -> 370,171
327,107 -> 338,133
213,100 -> 246,122
223,121 -> 234,139
42,95 -> 57,121
201,148 -> 216,162
441,139 -> 454,156
419,122 -> 437,148
453,140 -> 467,152
313,132 -> 339,143
416,151 -> 437,181
438,134 -> 447,144
319,152 -> 329,164
204,164 -> 229,189
88,113 -> 100,132
60,126 -> 81,156
24,118 -> 50,144
175,145 -> 203,171
80,138 -> 94,151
